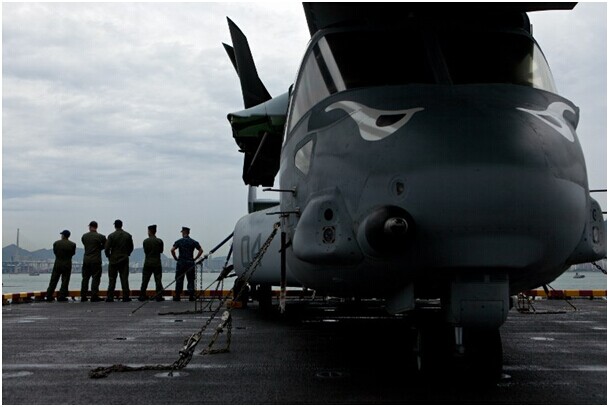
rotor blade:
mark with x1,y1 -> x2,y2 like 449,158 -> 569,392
226,17 -> 272,108
222,43 -> 238,74
303,3 -> 577,37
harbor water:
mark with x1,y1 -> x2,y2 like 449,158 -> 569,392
2,271 -> 236,295
1,270 -> 605,295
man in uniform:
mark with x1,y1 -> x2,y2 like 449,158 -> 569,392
104,219 -> 134,302
139,224 -> 165,302
170,226 -> 203,301
80,221 -> 106,302
45,230 -> 77,302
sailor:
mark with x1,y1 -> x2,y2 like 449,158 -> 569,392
45,230 -> 77,302
170,226 -> 203,301
139,224 -> 165,302
104,219 -> 134,302
80,221 -> 106,302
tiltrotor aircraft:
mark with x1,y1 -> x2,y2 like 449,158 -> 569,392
222,3 -> 606,379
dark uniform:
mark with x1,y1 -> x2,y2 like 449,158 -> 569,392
104,220 -> 134,302
139,225 -> 164,301
81,225 -> 106,301
173,235 -> 202,299
46,231 -> 77,301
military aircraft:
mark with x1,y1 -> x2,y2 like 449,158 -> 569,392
222,3 -> 606,380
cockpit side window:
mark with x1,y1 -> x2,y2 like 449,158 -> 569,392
289,29 -> 434,132
290,44 -> 332,131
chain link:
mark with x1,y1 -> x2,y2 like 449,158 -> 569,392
89,363 -> 177,379
201,311 -> 233,355
89,222 -> 280,379
194,259 -> 200,312
592,261 -> 607,274
197,222 -> 280,355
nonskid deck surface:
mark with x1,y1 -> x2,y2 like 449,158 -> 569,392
2,298 -> 606,404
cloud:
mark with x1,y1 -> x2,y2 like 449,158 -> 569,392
3,2 -> 308,251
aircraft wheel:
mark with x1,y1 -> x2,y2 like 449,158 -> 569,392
461,328 -> 503,383
233,281 -> 250,307
411,324 -> 452,377
256,284 -> 273,312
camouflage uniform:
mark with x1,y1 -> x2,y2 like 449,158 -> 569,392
81,230 -> 106,300
104,226 -> 134,301
46,236 -> 77,301
140,235 -> 164,300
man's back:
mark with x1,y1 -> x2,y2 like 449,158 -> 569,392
143,236 -> 164,267
53,239 -> 76,263
105,229 -> 134,264
173,236 -> 201,261
82,231 -> 107,264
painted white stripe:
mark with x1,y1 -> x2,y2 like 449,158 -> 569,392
517,101 -> 576,142
325,100 -> 424,141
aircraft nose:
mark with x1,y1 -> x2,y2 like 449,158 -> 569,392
357,206 -> 414,256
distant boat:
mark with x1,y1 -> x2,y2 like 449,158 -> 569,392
28,272 -> 40,276
573,272 -> 585,279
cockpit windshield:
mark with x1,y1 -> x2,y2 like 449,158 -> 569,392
440,31 -> 556,91
289,28 -> 557,129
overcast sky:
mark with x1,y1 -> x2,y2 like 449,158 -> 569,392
2,2 -> 607,255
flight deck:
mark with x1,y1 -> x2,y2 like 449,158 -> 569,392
2,297 -> 606,404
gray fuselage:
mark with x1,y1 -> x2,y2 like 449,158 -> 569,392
234,21 -> 604,307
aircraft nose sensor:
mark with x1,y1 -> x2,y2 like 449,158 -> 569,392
358,206 -> 414,256
384,217 -> 408,236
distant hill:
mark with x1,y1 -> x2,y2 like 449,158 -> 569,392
2,244 -> 229,271
3,244 -> 63,262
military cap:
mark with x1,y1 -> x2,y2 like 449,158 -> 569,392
60,230 -> 71,238
148,224 -> 157,233
88,221 -> 98,228
181,226 -> 190,233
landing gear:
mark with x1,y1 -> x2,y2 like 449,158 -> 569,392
421,272 -> 508,383
251,284 -> 273,312
459,327 -> 503,382
411,324 -> 452,376
412,324 -> 503,383
233,280 -> 250,308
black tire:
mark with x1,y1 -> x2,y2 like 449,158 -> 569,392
411,324 -> 453,378
255,284 -> 273,312
462,328 -> 503,383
